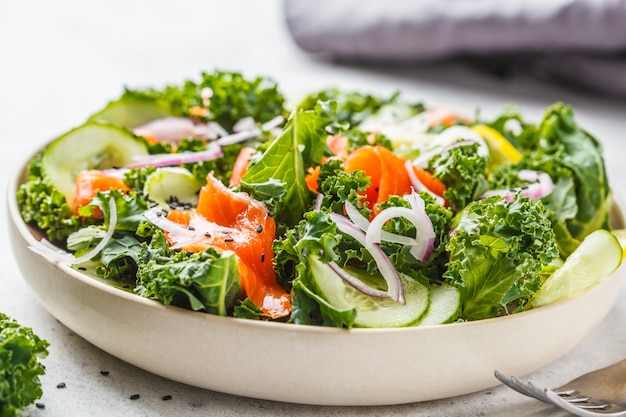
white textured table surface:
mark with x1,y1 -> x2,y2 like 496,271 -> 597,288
1,1 -> 626,416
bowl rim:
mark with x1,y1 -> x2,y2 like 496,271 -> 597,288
8,148 -> 626,337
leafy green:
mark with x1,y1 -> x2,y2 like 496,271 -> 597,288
297,88 -> 420,126
487,103 -> 612,257
17,154 -> 86,243
377,194 -> 453,283
240,103 -> 332,229
430,142 -> 490,213
135,232 -> 243,315
0,313 -> 49,417
233,299 -> 265,320
444,196 -> 559,320
70,190 -> 151,281
136,70 -> 287,131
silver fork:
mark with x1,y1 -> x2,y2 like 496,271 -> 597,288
495,358 -> 626,416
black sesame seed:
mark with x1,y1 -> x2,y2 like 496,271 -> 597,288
150,202 -> 159,209
260,253 -> 265,263
130,394 -> 140,400
267,211 -> 274,217
204,232 -> 212,237
220,230 -> 230,235
77,266 -> 87,271
224,237 -> 234,243
57,382 -> 66,389
187,226 -> 195,231
35,403 -> 45,409
256,225 -> 263,233
162,395 -> 173,401
100,371 -> 110,376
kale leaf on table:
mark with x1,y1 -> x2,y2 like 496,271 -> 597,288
0,313 -> 49,417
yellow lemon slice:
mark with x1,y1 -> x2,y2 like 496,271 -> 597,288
470,124 -> 522,165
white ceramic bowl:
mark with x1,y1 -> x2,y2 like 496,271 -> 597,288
7,151 -> 626,406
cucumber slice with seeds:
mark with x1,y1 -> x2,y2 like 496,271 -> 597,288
530,229 -> 623,308
144,167 -> 203,209
41,122 -> 149,203
418,283 -> 461,326
307,256 -> 430,328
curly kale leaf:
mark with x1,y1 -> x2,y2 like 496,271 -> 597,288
273,210 -> 355,326
69,190 -> 149,281
139,70 -> 287,131
376,194 -> 453,283
135,232 -> 243,316
17,155 -> 85,243
0,313 -> 49,417
430,142 -> 490,213
487,103 -> 612,257
444,196 -> 559,320
317,159 -> 371,215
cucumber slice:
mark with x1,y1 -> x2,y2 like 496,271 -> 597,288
418,283 -> 461,326
87,94 -> 172,129
42,122 -> 149,203
307,256 -> 430,328
144,167 -> 203,209
530,229 -> 623,308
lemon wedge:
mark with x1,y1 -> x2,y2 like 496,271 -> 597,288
470,124 -> 522,165
530,229 -> 623,308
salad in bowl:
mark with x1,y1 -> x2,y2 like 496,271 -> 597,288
16,70 -> 623,329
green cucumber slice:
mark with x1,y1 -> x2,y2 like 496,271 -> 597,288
307,256 -> 430,328
144,167 -> 203,209
530,229 -> 623,308
87,94 -> 172,129
41,122 -> 149,203
418,283 -> 461,326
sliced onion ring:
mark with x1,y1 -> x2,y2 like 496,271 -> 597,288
28,198 -> 118,265
404,160 -> 445,206
143,207 -> 206,249
328,261 -> 390,299
329,213 -> 404,303
479,169 -> 554,202
126,142 -> 223,168
216,115 -> 284,147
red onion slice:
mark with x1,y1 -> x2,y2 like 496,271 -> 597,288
404,160 -> 445,206
143,207 -> 200,247
313,193 -> 324,211
232,116 -> 257,133
413,125 -> 489,168
126,142 -> 223,168
328,261 -> 390,299
134,117 -> 226,142
479,169 -> 554,202
28,198 -> 119,265
329,213 -> 404,303
365,204 -> 434,263
344,200 -> 415,245
216,115 -> 284,147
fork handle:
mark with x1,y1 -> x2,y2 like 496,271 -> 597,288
558,357 -> 626,404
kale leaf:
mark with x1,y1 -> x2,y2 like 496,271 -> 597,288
444,195 -> 559,320
0,313 -> 49,417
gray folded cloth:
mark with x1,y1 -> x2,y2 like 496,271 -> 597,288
284,0 -> 626,96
